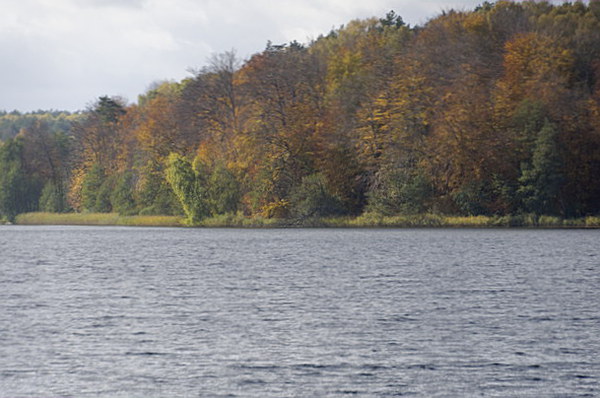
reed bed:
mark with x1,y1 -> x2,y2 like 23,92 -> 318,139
16,212 -> 184,227
13,212 -> 600,228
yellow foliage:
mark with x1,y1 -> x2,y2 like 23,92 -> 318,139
463,12 -> 487,33
500,32 -> 574,102
260,199 -> 290,219
68,167 -> 86,211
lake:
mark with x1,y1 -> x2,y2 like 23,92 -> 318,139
0,226 -> 598,397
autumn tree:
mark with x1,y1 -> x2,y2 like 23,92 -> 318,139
239,42 -> 327,215
181,51 -> 247,166
18,120 -> 71,212
4,2 -> 600,220
0,139 -> 41,220
133,82 -> 192,162
69,96 -> 127,210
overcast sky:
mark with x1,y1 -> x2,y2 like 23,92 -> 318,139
1,0 -> 502,112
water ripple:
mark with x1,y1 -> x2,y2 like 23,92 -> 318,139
0,226 -> 599,397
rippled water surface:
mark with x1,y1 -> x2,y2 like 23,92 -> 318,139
0,226 -> 599,397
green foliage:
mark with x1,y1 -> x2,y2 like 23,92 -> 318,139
80,168 -> 135,214
198,212 -> 282,227
0,139 -> 41,221
93,96 -> 126,123
518,120 -> 564,215
585,216 -> 600,227
537,215 -> 563,227
0,110 -> 81,141
289,173 -> 344,221
95,178 -> 113,213
348,212 -> 445,227
165,153 -> 210,224
0,158 -> 28,221
110,172 -> 136,215
81,163 -> 107,212
451,181 -> 492,216
512,100 -> 546,142
379,10 -> 405,28
207,165 -> 241,216
39,181 -> 68,213
137,165 -> 182,216
367,168 -> 432,215
166,158 -> 242,220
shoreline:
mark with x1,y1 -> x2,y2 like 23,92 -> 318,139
11,212 -> 600,229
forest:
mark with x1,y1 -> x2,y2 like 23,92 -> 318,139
2,1 -> 600,224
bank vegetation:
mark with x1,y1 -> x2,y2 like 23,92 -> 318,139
2,2 -> 600,226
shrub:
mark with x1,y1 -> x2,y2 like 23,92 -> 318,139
367,168 -> 432,215
451,181 -> 490,216
289,173 -> 344,222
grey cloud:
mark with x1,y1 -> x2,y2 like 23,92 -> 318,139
82,0 -> 147,8
0,0 -> 488,112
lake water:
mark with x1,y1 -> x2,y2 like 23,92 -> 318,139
0,226 -> 598,397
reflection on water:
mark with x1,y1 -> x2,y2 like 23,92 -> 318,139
0,226 -> 599,397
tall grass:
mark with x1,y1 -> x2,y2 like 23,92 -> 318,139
198,213 -> 283,228
16,212 -> 184,227
585,216 -> 600,227
13,211 -> 600,228
305,213 -> 600,228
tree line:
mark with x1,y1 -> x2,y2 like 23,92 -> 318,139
2,1 -> 600,223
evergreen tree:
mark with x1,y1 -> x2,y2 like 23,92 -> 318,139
81,163 -> 106,212
39,181 -> 68,213
111,172 -> 136,215
518,120 -> 564,215
137,163 -> 182,216
95,178 -> 113,213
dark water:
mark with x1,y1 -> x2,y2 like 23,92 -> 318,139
0,226 -> 599,397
